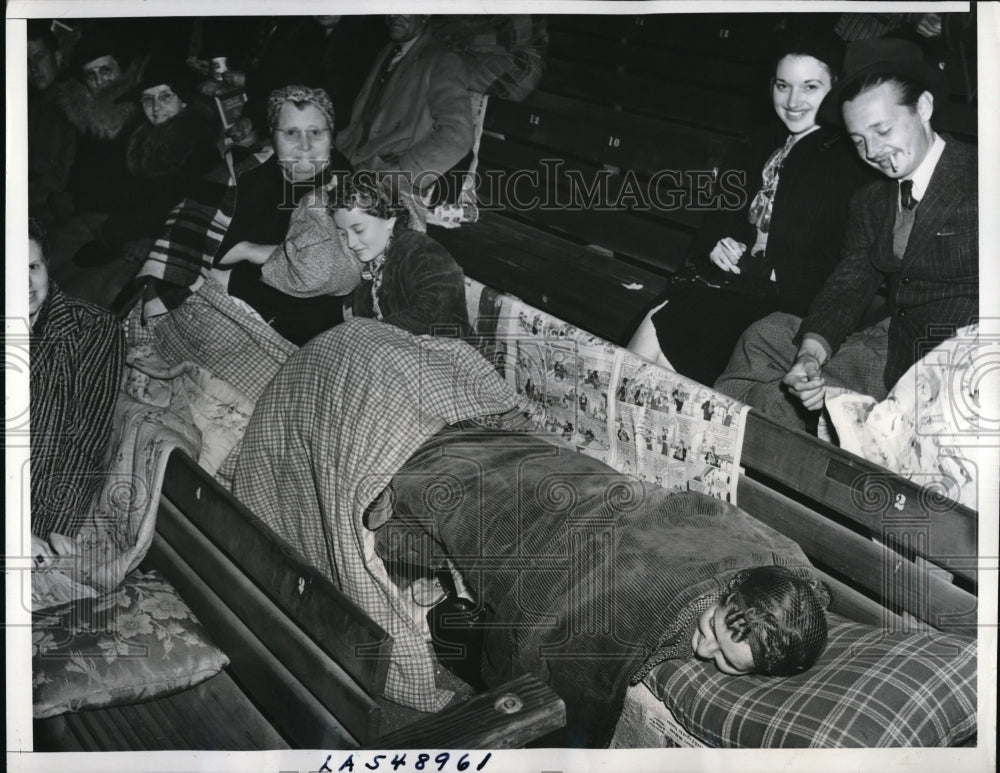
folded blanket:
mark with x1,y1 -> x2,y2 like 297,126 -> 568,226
33,391 -> 202,609
232,318 -> 527,713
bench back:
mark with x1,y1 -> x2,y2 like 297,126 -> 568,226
461,276 -> 977,636
147,451 -> 392,747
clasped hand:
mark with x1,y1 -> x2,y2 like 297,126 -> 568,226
782,352 -> 826,411
709,237 -> 746,274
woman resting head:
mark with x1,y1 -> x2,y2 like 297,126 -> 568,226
329,173 -> 472,337
693,565 -> 829,676
267,84 -> 336,184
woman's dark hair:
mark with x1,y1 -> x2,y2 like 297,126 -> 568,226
840,72 -> 926,110
770,28 -> 845,82
329,172 -> 411,232
721,565 -> 829,676
29,218 -> 50,261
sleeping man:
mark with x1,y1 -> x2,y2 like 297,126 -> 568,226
231,318 -> 830,747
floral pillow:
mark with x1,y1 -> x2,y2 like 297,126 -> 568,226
33,569 -> 229,719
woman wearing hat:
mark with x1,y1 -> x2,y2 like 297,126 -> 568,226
74,56 -> 222,267
627,29 -> 879,386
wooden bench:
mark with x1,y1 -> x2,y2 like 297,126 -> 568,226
34,451 -> 566,751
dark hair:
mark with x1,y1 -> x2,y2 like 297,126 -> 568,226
721,566 -> 828,676
840,72 -> 926,110
330,172 -> 411,232
27,19 -> 59,55
770,28 -> 845,82
29,218 -> 49,262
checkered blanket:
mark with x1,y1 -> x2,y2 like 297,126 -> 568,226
231,318 -> 527,712
137,189 -> 236,319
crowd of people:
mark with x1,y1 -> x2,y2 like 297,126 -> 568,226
24,12 -> 977,714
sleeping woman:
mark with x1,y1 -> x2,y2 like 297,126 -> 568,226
330,173 -> 473,337
627,28 -> 878,385
230,318 -> 830,747
383,423 -> 829,747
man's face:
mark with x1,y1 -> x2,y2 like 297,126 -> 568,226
28,38 -> 60,91
385,15 -> 427,43
842,81 -> 934,180
29,239 -> 49,324
81,54 -> 122,93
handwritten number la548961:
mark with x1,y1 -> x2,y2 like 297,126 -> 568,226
333,751 -> 492,771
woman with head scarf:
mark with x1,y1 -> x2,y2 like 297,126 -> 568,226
212,85 -> 355,346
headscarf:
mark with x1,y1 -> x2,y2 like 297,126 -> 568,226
266,84 -> 336,133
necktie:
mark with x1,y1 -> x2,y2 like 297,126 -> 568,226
377,44 -> 403,87
899,179 -> 917,211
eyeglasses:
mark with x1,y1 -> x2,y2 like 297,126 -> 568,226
83,65 -> 118,84
141,91 -> 179,108
277,128 -> 330,144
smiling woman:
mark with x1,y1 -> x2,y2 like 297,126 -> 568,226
330,173 -> 473,337
627,26 -> 879,387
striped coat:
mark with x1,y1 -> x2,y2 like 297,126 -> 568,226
30,284 -> 125,538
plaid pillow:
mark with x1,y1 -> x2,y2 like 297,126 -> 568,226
645,615 -> 977,747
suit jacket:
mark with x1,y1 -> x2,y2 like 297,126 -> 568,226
336,32 -> 474,189
798,140 -> 978,389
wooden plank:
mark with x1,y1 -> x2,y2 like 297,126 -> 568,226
477,131 -> 711,232
146,533 -> 359,749
737,476 -> 977,635
486,95 -> 734,184
369,674 -> 565,750
161,451 -> 392,694
819,573 -> 903,629
742,412 -> 978,585
433,213 -> 668,345
548,29 -> 767,93
540,58 -> 755,132
547,14 -> 780,60
155,496 -> 384,744
473,148 -> 694,276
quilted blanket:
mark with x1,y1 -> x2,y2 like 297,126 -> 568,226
32,392 -> 201,609
231,318 -> 527,713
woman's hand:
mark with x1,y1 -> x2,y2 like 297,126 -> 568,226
709,237 -> 746,274
217,241 -> 276,266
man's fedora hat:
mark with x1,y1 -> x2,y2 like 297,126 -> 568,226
818,37 -> 950,125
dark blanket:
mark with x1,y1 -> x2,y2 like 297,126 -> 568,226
388,427 -> 819,747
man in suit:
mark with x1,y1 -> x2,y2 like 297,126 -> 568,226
715,39 -> 978,432
336,14 -> 474,194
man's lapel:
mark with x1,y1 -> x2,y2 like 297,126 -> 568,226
902,142 -> 961,266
